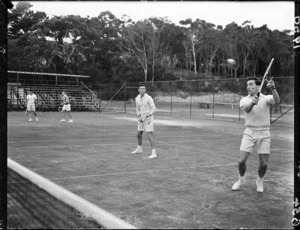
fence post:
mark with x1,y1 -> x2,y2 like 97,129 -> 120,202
212,79 -> 215,118
190,93 -> 192,117
124,82 -> 127,113
99,85 -> 101,113
170,90 -> 173,115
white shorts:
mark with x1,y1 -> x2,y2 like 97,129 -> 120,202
27,104 -> 36,112
240,127 -> 271,154
137,114 -> 154,132
62,104 -> 71,112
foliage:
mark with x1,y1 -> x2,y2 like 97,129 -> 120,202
8,2 -> 293,91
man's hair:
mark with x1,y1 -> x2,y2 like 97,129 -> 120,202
247,77 -> 261,86
139,82 -> 146,88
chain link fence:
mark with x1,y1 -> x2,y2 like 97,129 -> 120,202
98,77 -> 294,124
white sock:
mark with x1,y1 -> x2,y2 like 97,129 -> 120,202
239,175 -> 245,181
257,176 -> 264,183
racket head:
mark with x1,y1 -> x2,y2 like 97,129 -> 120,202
146,115 -> 152,125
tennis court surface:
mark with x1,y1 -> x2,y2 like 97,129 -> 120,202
7,111 -> 293,229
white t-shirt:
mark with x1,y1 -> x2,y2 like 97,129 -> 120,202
240,94 -> 274,128
26,94 -> 37,104
135,94 -> 156,115
62,94 -> 70,104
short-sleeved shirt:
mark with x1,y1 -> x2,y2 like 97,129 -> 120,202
135,94 -> 156,115
240,93 -> 274,128
62,94 -> 70,104
26,94 -> 37,104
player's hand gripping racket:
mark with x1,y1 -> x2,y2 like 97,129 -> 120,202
257,58 -> 274,97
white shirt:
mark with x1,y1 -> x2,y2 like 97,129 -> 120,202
240,93 -> 274,128
135,94 -> 156,115
26,94 -> 37,104
62,94 -> 70,104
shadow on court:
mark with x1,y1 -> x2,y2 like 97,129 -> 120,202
7,111 -> 293,229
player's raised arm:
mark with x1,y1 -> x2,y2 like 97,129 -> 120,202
266,77 -> 280,105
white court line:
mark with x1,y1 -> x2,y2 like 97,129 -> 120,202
271,148 -> 293,152
205,113 -> 245,119
8,163 -> 237,183
158,142 -> 292,170
7,136 -> 235,144
114,116 -> 209,127
159,142 -> 238,160
8,142 -> 121,149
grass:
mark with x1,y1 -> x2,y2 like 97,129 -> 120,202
7,111 -> 294,229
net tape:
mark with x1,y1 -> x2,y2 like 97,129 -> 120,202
7,158 -> 137,229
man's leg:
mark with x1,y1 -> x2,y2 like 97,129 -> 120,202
256,154 -> 269,193
60,110 -> 66,122
132,131 -> 143,154
232,150 -> 250,191
33,109 -> 38,121
147,132 -> 157,159
238,150 -> 250,177
146,131 -> 155,149
68,111 -> 73,122
28,111 -> 32,122
258,154 -> 269,178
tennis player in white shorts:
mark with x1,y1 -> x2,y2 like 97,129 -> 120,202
131,83 -> 157,159
60,91 -> 73,123
26,90 -> 38,122
232,76 -> 280,193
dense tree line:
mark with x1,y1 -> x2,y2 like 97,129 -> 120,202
8,2 -> 293,89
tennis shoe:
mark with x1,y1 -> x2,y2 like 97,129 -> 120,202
60,119 -> 66,122
68,119 -> 73,123
131,147 -> 143,154
148,149 -> 157,159
232,177 -> 245,191
256,179 -> 264,193
28,118 -> 32,122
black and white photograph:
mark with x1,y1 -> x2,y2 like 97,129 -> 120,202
3,1 -> 295,229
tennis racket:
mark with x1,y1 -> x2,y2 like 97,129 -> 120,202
143,115 -> 152,125
138,114 -> 152,125
257,58 -> 274,97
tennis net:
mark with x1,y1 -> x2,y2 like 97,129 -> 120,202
7,158 -> 137,229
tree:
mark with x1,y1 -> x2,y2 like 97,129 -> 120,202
8,2 -> 47,39
120,20 -> 153,81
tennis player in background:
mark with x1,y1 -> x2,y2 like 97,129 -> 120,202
232,76 -> 280,193
131,83 -> 157,159
60,91 -> 73,123
25,90 -> 38,122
